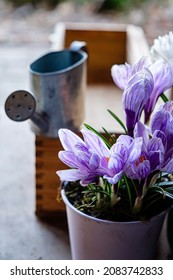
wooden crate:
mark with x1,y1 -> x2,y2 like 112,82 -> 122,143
36,22 -> 149,218
35,136 -> 66,218
51,22 -> 149,84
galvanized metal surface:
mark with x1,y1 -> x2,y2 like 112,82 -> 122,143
5,42 -> 88,137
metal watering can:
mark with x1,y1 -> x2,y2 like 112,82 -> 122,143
5,41 -> 88,137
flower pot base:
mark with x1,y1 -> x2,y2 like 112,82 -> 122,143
61,189 -> 166,260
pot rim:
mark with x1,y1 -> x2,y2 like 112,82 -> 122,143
61,189 -> 167,225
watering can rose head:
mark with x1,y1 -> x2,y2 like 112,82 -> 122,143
57,32 -> 173,222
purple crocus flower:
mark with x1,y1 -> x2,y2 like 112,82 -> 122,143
147,137 -> 165,171
122,68 -> 154,136
123,137 -> 164,181
112,56 -> 173,130
150,101 -> 173,172
144,60 -> 173,123
91,120 -> 165,184
150,101 -> 173,135
123,136 -> 150,180
123,121 -> 164,180
135,122 -> 164,172
103,135 -> 133,184
111,56 -> 150,90
111,62 -> 132,90
57,128 -> 110,185
103,134 -> 147,183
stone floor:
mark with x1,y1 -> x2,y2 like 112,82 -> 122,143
0,45 -> 71,260
0,0 -> 173,260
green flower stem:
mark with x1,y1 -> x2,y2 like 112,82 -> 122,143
97,191 -> 101,205
142,180 -> 148,197
133,196 -> 143,215
110,184 -> 120,206
123,175 -> 132,210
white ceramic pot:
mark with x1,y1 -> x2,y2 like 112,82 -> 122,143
61,189 -> 166,260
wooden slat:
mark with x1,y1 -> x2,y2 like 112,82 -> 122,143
64,28 -> 126,84
35,135 -> 66,217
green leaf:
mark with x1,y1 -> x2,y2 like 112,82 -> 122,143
148,172 -> 160,187
107,109 -> 127,134
83,189 -> 111,197
102,127 -> 116,144
84,123 -> 111,148
165,187 -> 173,191
160,93 -> 169,103
142,195 -> 162,212
164,191 -> 173,199
123,175 -> 133,210
148,185 -> 173,200
158,181 -> 173,188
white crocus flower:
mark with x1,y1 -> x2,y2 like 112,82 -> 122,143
150,31 -> 173,63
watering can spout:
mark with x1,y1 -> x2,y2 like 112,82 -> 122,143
5,90 -> 49,133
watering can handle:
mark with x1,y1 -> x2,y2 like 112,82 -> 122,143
69,40 -> 87,54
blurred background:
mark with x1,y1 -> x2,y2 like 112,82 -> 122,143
1,0 -> 173,46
